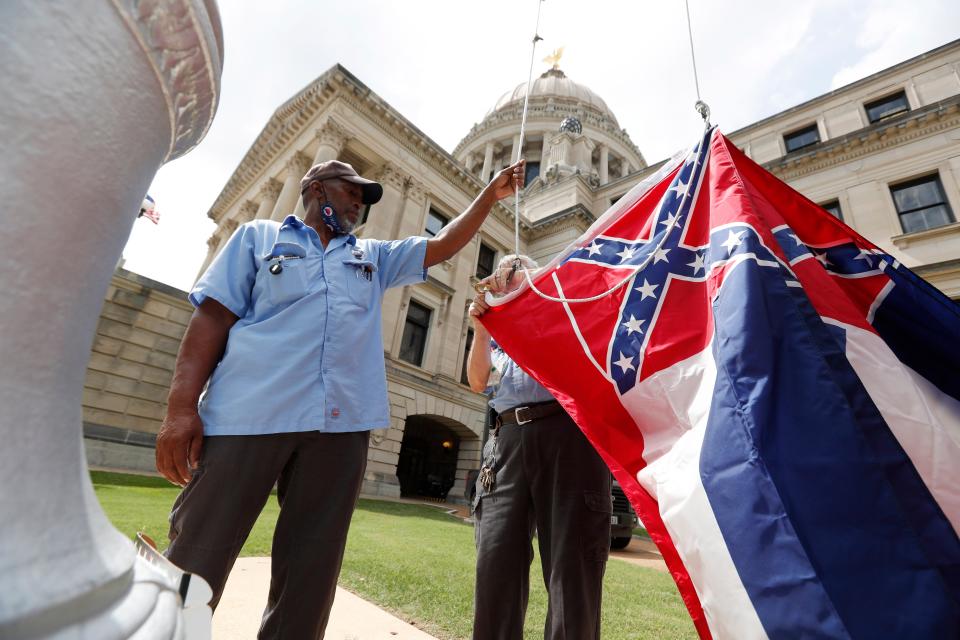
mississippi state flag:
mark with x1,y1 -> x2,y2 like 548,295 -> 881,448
482,128 -> 960,639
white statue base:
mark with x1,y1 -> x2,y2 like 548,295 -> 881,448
0,1 -> 223,638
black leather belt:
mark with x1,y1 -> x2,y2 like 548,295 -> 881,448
496,400 -> 563,427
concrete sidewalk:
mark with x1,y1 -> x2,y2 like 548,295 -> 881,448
214,557 -> 439,639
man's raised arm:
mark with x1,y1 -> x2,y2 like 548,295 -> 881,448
424,160 -> 525,267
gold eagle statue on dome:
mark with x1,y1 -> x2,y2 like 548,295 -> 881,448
543,46 -> 564,70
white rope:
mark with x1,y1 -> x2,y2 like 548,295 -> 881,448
683,0 -> 711,126
684,0 -> 702,102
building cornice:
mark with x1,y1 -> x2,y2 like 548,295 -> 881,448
454,98 -> 645,166
208,64 -> 516,231
762,95 -> 960,181
528,204 -> 596,239
729,38 -> 960,139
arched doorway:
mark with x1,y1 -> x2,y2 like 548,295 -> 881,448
397,415 -> 461,500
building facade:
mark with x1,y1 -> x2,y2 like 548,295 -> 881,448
83,41 -> 960,502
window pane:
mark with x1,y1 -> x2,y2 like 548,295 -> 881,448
865,92 -> 909,124
893,180 -> 941,212
460,329 -> 474,384
425,209 -> 448,237
891,176 -> 955,233
476,243 -> 496,279
820,200 -> 843,221
399,302 -> 431,366
900,205 -> 952,234
524,161 -> 540,186
398,325 -> 427,365
407,300 -> 431,326
784,124 -> 820,153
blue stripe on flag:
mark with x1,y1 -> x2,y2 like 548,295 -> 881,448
872,260 -> 960,402
701,259 -> 960,639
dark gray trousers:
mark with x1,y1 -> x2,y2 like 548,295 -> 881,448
165,430 -> 368,640
472,408 -> 612,640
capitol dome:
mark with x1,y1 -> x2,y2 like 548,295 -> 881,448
453,66 -> 645,193
487,68 -> 619,127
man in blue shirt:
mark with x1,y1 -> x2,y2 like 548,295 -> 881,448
467,255 -> 611,640
156,158 -> 524,639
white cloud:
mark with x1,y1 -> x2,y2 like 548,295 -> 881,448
831,1 -> 960,89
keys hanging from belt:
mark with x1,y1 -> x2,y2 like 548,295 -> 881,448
478,465 -> 495,492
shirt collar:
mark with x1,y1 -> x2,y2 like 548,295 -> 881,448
280,215 -> 356,250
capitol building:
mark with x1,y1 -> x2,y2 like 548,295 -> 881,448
83,40 -> 960,502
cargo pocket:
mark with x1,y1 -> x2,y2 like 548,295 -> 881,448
582,490 -> 612,562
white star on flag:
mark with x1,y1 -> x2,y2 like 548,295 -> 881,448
621,314 -> 646,335
634,279 -> 659,300
614,352 -> 636,374
617,245 -> 637,262
659,212 -> 681,228
789,233 -> 803,246
687,252 -> 706,274
586,241 -> 603,257
815,252 -> 832,267
653,247 -> 671,264
721,230 -> 745,253
669,179 -> 691,200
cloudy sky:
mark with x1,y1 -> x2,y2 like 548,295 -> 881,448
122,0 -> 960,291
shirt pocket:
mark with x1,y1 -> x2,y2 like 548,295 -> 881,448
341,258 -> 379,309
262,242 -> 309,306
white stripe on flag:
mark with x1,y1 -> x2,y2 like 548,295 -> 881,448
621,348 -> 769,640
828,320 -> 960,531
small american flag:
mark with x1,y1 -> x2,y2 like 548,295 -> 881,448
138,194 -> 160,224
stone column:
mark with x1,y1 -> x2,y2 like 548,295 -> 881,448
480,141 -> 494,183
237,199 -> 259,225
215,218 -> 239,253
622,161 -> 632,178
312,119 -> 349,164
539,133 -> 551,168
0,1 -> 221,637
599,144 -> 609,185
271,152 -> 310,221
255,177 -> 282,221
381,173 -> 424,352
292,121 -> 351,217
400,178 -> 428,240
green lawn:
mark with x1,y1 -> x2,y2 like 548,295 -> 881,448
91,471 -> 696,639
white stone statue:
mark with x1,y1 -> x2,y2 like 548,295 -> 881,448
0,1 -> 223,638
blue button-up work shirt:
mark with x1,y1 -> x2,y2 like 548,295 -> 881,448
489,344 -> 555,413
190,215 -> 427,436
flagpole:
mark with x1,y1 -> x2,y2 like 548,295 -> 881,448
512,0 -> 545,267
